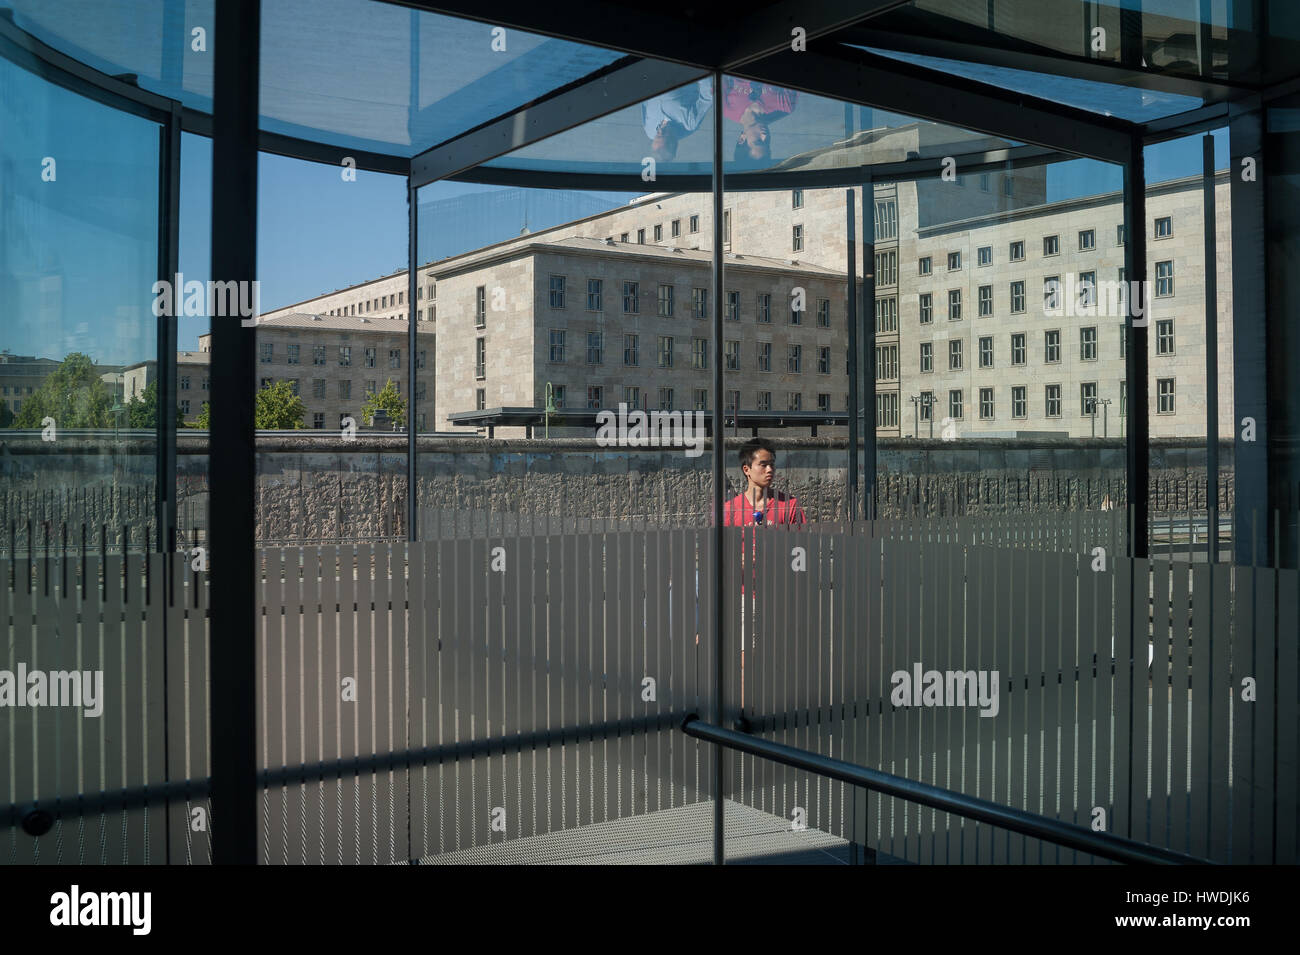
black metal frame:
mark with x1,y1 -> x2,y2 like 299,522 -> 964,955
6,0 -> 1298,864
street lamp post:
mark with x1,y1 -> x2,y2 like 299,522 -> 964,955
908,394 -> 920,438
1098,398 -> 1112,438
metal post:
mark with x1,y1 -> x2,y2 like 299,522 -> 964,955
156,104 -> 181,551
846,189 -> 859,518
408,183 -> 419,543
1202,134 -> 1219,562
861,177 -> 877,517
209,0 -> 260,866
1123,136 -> 1149,559
709,69 -> 726,866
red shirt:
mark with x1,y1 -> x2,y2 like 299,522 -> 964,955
722,491 -> 806,527
721,78 -> 797,123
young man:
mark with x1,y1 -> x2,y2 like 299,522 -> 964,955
723,437 -> 806,526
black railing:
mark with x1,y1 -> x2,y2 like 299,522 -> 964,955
680,717 -> 1212,865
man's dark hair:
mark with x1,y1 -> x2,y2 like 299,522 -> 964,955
739,437 -> 775,470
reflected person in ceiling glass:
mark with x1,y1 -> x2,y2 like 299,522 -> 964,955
642,77 -> 714,162
722,77 -> 797,168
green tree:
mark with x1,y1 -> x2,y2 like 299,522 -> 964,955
361,378 -> 406,428
194,401 -> 211,429
254,379 -> 306,429
124,379 -> 186,428
13,352 -> 112,429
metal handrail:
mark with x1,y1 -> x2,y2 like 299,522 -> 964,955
680,717 -> 1211,865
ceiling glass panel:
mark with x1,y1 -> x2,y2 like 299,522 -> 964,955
5,0 -> 629,156
857,46 -> 1201,120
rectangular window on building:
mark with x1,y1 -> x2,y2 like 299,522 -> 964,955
1010,240 -> 1025,261
1043,234 -> 1060,256
792,224 -> 803,251
313,379 -> 326,399
693,388 -> 708,411
475,337 -> 486,378
475,388 -> 486,411
417,350 -> 426,369
339,346 -> 352,366
920,341 -> 933,373
876,344 -> 898,380
1010,280 -> 1025,313
313,412 -> 324,429
817,345 -> 830,374
1011,333 -> 1026,366
757,292 -> 771,323
658,284 -> 674,317
875,250 -> 897,286
757,341 -> 771,372
658,336 -> 673,368
979,336 -> 993,368
1080,326 -> 1097,361
587,278 -> 602,311
978,285 -> 992,316
787,343 -> 802,373
692,337 -> 709,369
1003,177 -> 1014,197
818,393 -> 830,412
1116,224 -> 1126,245
549,275 -> 566,308
792,189 -> 803,209
1156,260 -> 1174,297
1044,276 -> 1061,311
949,389 -> 963,419
366,379 -> 377,396
689,214 -> 699,233
1120,380 -> 1127,416
725,339 -> 741,370
658,386 -> 673,409
1081,381 -> 1098,416
1156,318 -> 1175,355
260,342 -> 273,363
339,379 -> 351,400
653,224 -> 662,242
671,219 -> 681,238
817,299 -> 830,327
390,349 -> 401,369
875,296 -> 898,332
919,293 -> 932,324
180,376 -> 191,390
476,285 -> 486,327
587,331 -> 603,364
624,385 -> 640,407
1045,384 -> 1061,417
1155,216 -> 1173,238
918,256 -> 931,276
588,385 -> 603,409
693,287 -> 709,319
364,346 -> 376,368
977,246 -> 992,267
549,329 -> 566,362
637,228 -> 645,244
286,344 -> 299,365
948,339 -> 963,370
948,289 -> 962,321
180,399 -> 191,415
979,387 -> 994,419
416,381 -> 426,400
624,281 -> 640,312
1079,270 -> 1096,308
789,300 -> 802,325
757,391 -> 771,412
726,290 -> 741,321
947,250 -> 961,271
787,391 -> 802,411
874,200 -> 898,240
1157,377 -> 1176,413
1078,229 -> 1095,251
1045,330 -> 1061,363
722,211 -> 730,250
1012,385 -> 1027,418
624,333 -> 639,366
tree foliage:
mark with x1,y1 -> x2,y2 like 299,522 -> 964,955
361,377 -> 406,428
124,379 -> 186,428
254,379 -> 306,429
13,352 -> 112,429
